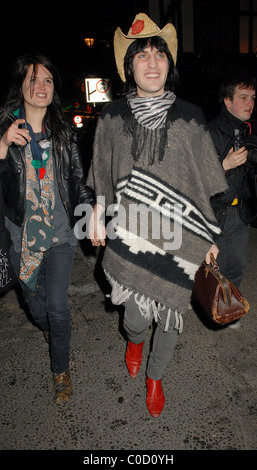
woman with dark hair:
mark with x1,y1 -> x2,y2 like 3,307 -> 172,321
0,53 -> 95,404
87,14 -> 227,417
0,54 -> 69,145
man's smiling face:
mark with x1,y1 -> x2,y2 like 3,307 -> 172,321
133,45 -> 169,98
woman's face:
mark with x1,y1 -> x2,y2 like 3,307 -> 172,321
22,63 -> 54,112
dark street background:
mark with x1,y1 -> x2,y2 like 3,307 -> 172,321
0,0 -> 256,458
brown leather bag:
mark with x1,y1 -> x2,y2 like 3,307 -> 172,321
192,254 -> 250,325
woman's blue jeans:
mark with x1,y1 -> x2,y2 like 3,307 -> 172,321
11,243 -> 75,374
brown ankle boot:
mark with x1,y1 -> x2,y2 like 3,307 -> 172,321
146,377 -> 165,417
125,341 -> 144,378
54,369 -> 72,404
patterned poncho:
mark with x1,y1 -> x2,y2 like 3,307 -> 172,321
87,96 -> 228,319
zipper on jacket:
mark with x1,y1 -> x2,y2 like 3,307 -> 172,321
55,143 -> 72,227
19,146 -> 26,226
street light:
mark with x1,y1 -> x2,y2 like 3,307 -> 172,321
84,38 -> 95,48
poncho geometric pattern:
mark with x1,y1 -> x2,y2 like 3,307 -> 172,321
87,97 -> 228,319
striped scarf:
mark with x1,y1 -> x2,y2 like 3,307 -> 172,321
127,91 -> 176,130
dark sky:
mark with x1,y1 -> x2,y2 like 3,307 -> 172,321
0,0 -> 150,103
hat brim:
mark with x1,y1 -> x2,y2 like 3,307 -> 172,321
114,23 -> 177,82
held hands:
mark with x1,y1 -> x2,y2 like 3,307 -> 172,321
89,203 -> 219,262
89,203 -> 106,247
0,119 -> 31,159
222,146 -> 248,171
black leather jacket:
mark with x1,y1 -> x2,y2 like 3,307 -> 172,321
0,115 -> 95,228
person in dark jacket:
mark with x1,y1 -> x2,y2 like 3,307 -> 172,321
208,75 -> 257,291
0,54 -> 95,404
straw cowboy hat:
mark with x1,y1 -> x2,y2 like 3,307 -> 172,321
114,12 -> 178,82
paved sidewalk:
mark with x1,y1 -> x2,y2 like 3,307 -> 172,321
0,229 -> 256,456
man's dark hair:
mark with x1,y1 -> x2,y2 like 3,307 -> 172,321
123,36 -> 179,93
219,74 -> 257,103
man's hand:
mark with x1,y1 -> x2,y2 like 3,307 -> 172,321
222,146 -> 248,171
205,244 -> 219,264
89,203 -> 106,247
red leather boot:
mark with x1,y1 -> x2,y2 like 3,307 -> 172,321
146,377 -> 165,417
125,341 -> 144,378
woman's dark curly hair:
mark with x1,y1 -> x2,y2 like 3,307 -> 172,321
123,36 -> 179,93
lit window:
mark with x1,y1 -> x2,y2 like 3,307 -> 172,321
240,16 -> 249,52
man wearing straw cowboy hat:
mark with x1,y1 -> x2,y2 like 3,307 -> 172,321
87,13 -> 227,417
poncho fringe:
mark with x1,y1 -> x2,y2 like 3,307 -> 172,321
88,96 -> 228,334
105,270 -> 184,333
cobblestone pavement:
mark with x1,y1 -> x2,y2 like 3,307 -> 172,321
0,229 -> 256,459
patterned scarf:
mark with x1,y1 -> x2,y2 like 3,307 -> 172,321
127,91 -> 176,130
15,109 -> 58,291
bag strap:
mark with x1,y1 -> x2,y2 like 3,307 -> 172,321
203,254 -> 232,306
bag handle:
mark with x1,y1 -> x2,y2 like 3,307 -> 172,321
203,254 -> 232,306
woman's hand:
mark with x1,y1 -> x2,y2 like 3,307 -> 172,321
0,119 -> 31,159
89,203 -> 106,247
205,244 -> 219,264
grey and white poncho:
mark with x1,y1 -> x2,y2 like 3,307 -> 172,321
87,95 -> 228,323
